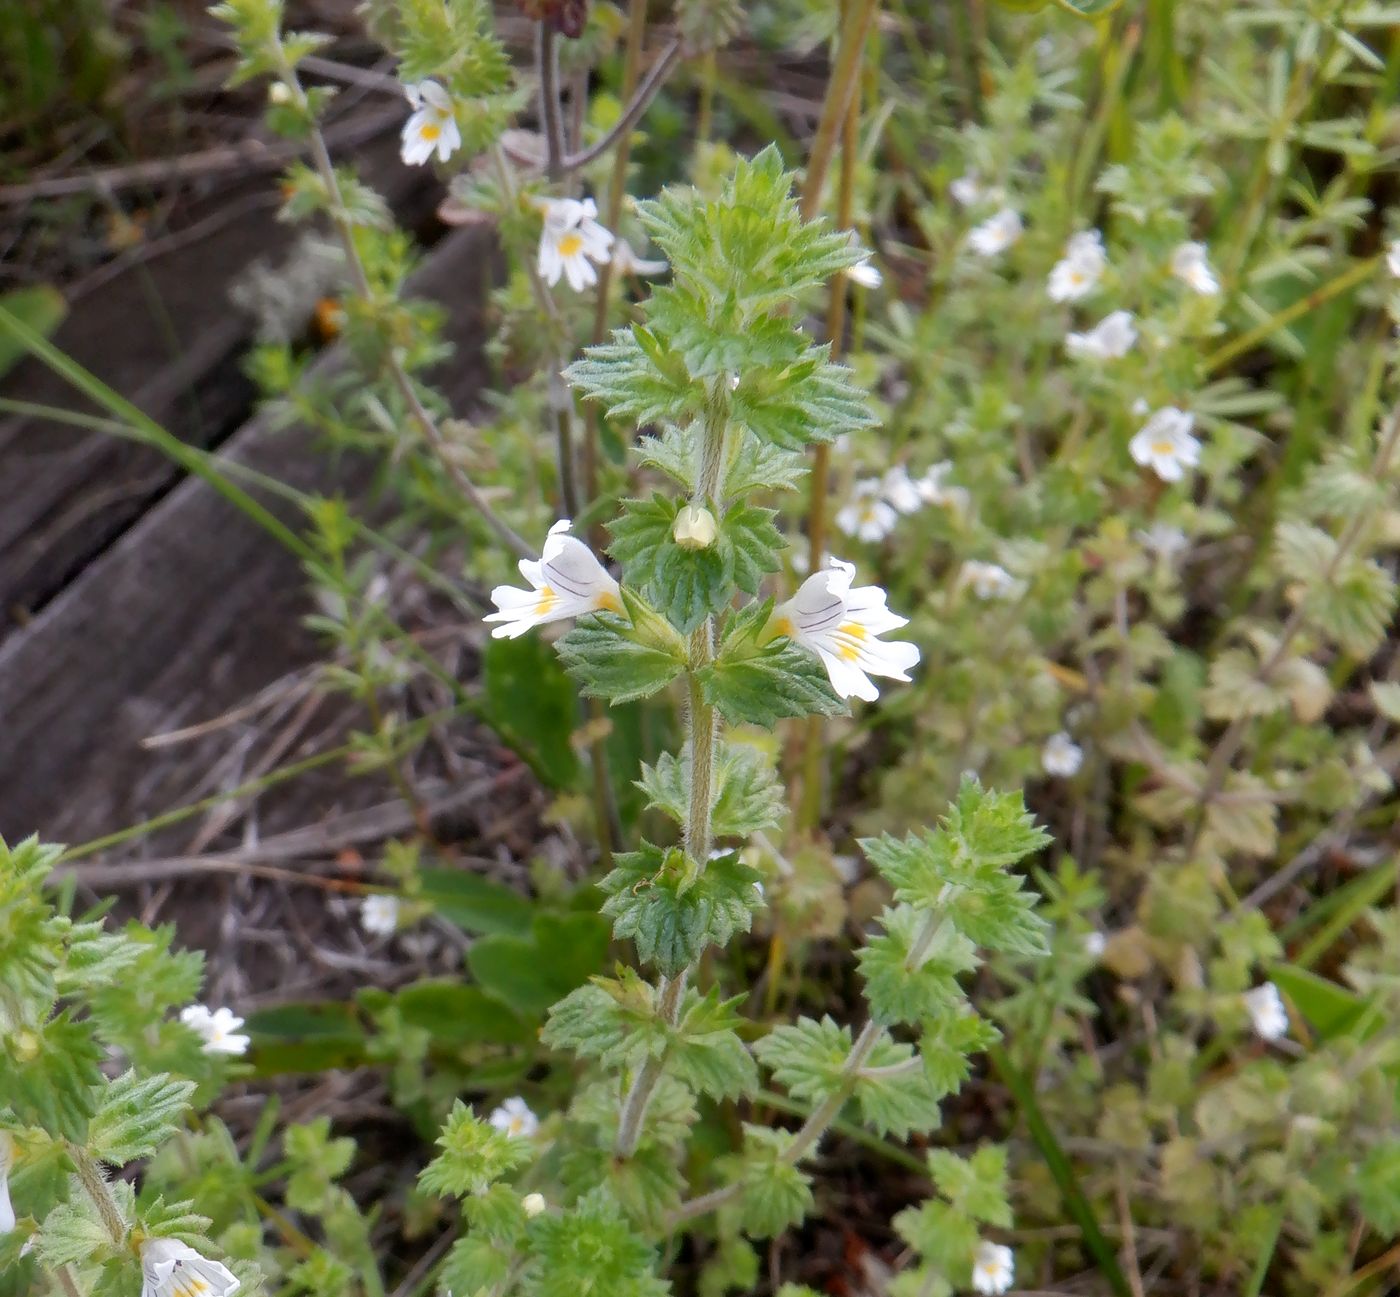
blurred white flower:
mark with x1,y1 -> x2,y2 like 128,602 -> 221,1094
140,1239 -> 240,1297
836,480 -> 899,542
1130,407 -> 1200,483
489,1097 -> 539,1138
968,209 -> 1023,257
536,197 -> 614,292
486,520 -> 621,638
361,894 -> 400,937
0,1133 -> 14,1234
611,238 -> 667,278
179,1005 -> 250,1057
962,560 -> 1020,600
1083,931 -> 1107,959
950,173 -> 985,206
1066,309 -> 1136,360
1388,238 -> 1400,278
1047,229 -> 1106,302
848,257 -> 882,289
1136,522 -> 1188,560
400,81 -> 461,166
770,558 -> 920,703
880,465 -> 924,514
522,1193 -> 547,1218
1244,982 -> 1289,1041
972,1240 -> 1014,1295
1170,241 -> 1220,296
1042,732 -> 1083,777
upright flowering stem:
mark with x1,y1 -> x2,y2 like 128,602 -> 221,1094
799,44 -> 862,830
276,57 -> 533,562
615,393 -> 727,1158
538,22 -> 568,178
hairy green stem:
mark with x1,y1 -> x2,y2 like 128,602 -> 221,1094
68,1144 -> 127,1247
798,0 -> 879,222
615,397 -> 729,1157
666,912 -> 945,1226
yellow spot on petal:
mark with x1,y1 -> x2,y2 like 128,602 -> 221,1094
596,590 -> 621,613
535,585 -> 558,616
558,231 -> 584,257
771,616 -> 793,639
1152,440 -> 1175,456
838,621 -> 867,640
420,122 -> 441,141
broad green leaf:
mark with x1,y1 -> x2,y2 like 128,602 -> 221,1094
419,868 -> 533,937
481,634 -> 580,791
467,912 -> 611,1018
557,609 -> 686,704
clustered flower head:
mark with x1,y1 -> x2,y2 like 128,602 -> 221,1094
1130,407 -> 1200,482
971,1240 -> 1015,1295
179,1005 -> 250,1057
969,208 -> 1023,257
1047,229 -> 1106,302
1041,731 -> 1083,777
362,893 -> 400,937
400,80 -> 461,166
140,1237 -> 240,1297
1244,982 -> 1289,1041
535,197 -> 615,291
769,558 -> 920,703
1066,309 -> 1136,361
489,1096 -> 539,1138
486,520 -> 621,638
1170,240 -> 1220,296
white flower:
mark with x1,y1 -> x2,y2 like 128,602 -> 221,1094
770,558 -> 920,703
880,465 -> 924,515
179,1005 -> 250,1057
485,519 -> 622,639
1136,522 -> 1188,560
1083,931 -> 1107,959
400,81 -> 461,167
971,1240 -> 1015,1295
1047,229 -> 1106,302
1042,732 -> 1083,777
522,1193 -> 547,1218
489,1097 -> 539,1139
1130,407 -> 1200,483
611,238 -> 668,278
361,894 -> 400,937
968,208 -> 1022,257
1388,238 -> 1400,278
848,257 -> 882,289
0,1133 -> 14,1234
961,560 -> 1019,600
835,480 -> 899,543
673,503 -> 718,550
536,197 -> 615,292
140,1238 -> 240,1297
1244,982 -> 1289,1041
1066,309 -> 1137,361
950,173 -> 985,206
915,462 -> 970,513
1170,241 -> 1220,296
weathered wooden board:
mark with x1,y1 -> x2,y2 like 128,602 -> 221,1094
0,222 -> 497,845
0,129 -> 432,625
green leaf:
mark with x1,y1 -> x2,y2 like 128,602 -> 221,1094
857,907 -> 978,1026
419,1100 -> 534,1199
637,741 -> 784,839
609,493 -> 729,634
419,868 -> 533,937
730,1126 -> 814,1237
467,913 -> 611,1018
920,1012 -> 1001,1098
391,980 -> 533,1045
88,1071 -> 196,1164
0,286 -> 66,380
925,1146 -> 1012,1227
599,844 -> 761,977
1356,1140 -> 1400,1234
481,634 -> 580,791
0,1011 -> 103,1140
722,503 -> 782,595
1268,965 -> 1368,1039
245,1001 -> 367,1075
700,603 -> 845,728
557,608 -> 687,704
670,988 -> 759,1101
852,1033 -> 945,1138
530,1188 -> 665,1297
723,430 -> 808,497
754,1016 -> 851,1106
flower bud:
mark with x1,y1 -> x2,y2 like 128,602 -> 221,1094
268,82 -> 292,106
673,504 -> 718,550
522,1193 -> 547,1218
